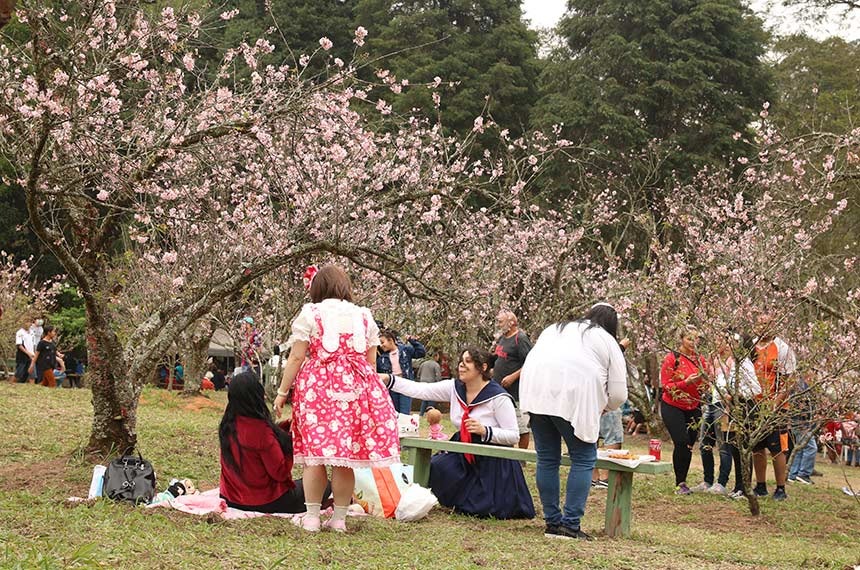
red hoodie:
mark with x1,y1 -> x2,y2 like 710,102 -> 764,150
660,352 -> 708,411
219,416 -> 295,507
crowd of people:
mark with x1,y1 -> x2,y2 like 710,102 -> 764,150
204,264 -> 860,539
656,313 -> 860,504
213,264 -> 627,538
12,315 -> 83,388
12,263 -> 856,540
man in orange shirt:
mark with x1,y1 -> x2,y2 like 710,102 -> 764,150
751,314 -> 796,501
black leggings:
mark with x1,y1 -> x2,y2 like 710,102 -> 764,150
224,479 -> 332,514
661,401 -> 702,485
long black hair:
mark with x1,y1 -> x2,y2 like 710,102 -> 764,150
219,371 -> 292,470
557,303 -> 619,339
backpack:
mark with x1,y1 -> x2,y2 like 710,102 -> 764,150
102,450 -> 157,504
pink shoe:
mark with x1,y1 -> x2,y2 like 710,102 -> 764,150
323,518 -> 347,533
292,513 -> 321,532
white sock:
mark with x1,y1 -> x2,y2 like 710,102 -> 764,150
304,502 -> 321,518
331,505 -> 349,523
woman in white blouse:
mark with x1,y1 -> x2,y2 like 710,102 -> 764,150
519,303 -> 628,540
382,347 -> 535,519
713,333 -> 761,499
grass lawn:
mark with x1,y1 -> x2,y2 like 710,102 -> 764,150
1,382 -> 858,570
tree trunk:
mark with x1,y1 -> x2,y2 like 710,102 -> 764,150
0,0 -> 14,29
85,306 -> 138,457
183,321 -> 215,396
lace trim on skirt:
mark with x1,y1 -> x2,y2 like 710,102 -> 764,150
294,454 -> 402,469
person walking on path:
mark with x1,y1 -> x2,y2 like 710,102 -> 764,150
30,325 -> 62,387
274,265 -> 399,533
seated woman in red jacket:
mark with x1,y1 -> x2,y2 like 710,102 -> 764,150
219,371 -> 330,513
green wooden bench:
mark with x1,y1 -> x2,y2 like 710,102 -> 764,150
400,436 -> 672,538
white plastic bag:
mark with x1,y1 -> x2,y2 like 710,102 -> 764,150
394,483 -> 438,522
353,464 -> 414,518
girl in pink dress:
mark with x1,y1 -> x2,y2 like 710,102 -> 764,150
274,265 -> 399,532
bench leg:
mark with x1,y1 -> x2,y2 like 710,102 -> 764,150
411,448 -> 432,487
604,470 -> 633,538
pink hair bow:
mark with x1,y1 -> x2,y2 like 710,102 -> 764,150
302,265 -> 319,291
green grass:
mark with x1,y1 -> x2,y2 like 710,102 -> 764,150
0,382 -> 858,569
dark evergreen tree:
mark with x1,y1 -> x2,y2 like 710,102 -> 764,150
353,0 -> 541,137
770,34 -> 860,136
533,0 -> 773,179
198,1 -> 356,75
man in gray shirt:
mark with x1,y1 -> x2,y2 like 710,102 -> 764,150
417,352 -> 443,416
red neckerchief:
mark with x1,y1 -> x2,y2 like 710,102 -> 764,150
458,399 -> 476,464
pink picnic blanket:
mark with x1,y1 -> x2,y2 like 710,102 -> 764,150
145,488 -> 292,519
145,488 -> 365,520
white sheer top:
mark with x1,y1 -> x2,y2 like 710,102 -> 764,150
519,321 -> 628,444
714,357 -> 761,402
285,299 -> 380,354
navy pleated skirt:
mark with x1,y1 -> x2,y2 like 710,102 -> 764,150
429,436 -> 535,520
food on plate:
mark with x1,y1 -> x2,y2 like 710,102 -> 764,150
607,451 -> 638,460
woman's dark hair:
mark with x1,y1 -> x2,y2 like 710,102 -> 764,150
460,346 -> 493,381
219,371 -> 292,470
309,265 -> 353,304
558,303 -> 618,339
379,328 -> 397,342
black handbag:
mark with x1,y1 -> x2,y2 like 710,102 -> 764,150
102,450 -> 157,504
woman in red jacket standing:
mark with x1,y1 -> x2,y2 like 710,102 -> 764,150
660,325 -> 710,495
219,371 -> 330,513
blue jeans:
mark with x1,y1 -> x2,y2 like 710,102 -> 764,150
789,429 -> 817,478
700,403 -> 722,485
389,390 -> 412,415
530,413 -> 596,531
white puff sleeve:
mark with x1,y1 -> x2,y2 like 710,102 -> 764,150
285,304 -> 315,350
365,308 -> 380,348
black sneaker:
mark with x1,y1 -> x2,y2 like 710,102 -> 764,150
545,525 -> 594,541
753,484 -> 769,497
795,475 -> 814,485
772,487 -> 788,501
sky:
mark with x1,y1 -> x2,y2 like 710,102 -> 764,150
522,0 -> 860,41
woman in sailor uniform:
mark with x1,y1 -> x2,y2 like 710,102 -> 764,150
382,347 -> 535,519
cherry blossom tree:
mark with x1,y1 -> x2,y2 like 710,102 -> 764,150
0,1 -> 565,454
613,119 -> 860,514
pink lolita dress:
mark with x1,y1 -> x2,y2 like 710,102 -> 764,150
290,301 -> 400,468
